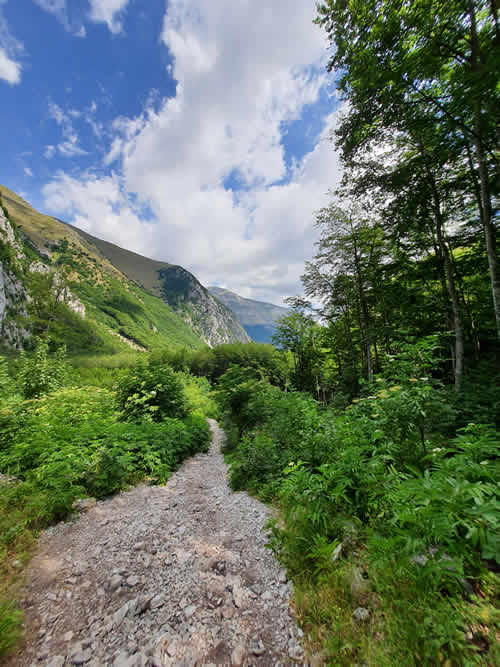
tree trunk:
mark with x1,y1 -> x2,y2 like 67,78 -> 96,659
468,0 -> 500,339
429,179 -> 465,392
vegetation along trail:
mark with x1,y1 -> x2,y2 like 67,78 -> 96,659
8,421 -> 304,667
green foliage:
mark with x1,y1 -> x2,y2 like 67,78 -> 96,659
0,347 -> 213,658
115,361 -> 187,422
154,341 -> 290,387
17,338 -> 68,399
0,357 -> 13,398
179,373 -> 219,419
0,601 -> 22,656
220,340 -> 500,663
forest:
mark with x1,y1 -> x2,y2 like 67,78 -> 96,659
0,0 -> 499,664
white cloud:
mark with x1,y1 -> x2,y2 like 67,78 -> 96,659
88,0 -> 130,34
0,3 -> 23,84
45,145 -> 56,159
0,46 -> 20,83
42,0 -> 342,305
48,101 -> 88,157
33,0 -> 86,37
43,172 -> 153,253
24,167 -> 33,177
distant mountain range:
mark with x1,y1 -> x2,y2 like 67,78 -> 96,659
208,286 -> 289,343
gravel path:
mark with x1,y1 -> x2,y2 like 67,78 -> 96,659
8,420 -> 305,667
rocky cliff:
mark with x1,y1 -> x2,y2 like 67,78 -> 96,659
159,266 -> 251,346
0,200 -> 29,349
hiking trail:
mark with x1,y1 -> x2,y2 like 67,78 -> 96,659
8,420 -> 305,666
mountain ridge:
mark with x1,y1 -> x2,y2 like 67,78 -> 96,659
208,286 -> 289,343
0,185 -> 249,351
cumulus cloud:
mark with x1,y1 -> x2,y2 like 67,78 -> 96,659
88,0 -> 130,34
42,0 -> 342,305
43,172 -> 153,252
24,167 -> 33,176
33,0 -> 86,37
0,2 -> 23,84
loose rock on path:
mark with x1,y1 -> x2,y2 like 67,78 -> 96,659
8,420 -> 305,666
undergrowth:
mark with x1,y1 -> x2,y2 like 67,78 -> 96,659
217,339 -> 500,665
0,342 -> 216,658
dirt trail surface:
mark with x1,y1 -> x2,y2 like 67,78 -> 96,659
8,421 -> 305,667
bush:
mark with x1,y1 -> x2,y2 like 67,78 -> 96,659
179,373 -> 219,418
218,345 -> 500,665
17,338 -> 68,399
115,361 -> 187,422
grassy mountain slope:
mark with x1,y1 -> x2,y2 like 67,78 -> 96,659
0,185 -> 250,349
67,224 -> 251,346
208,286 -> 289,343
0,185 -> 203,354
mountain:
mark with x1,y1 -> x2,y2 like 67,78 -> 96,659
0,185 -> 249,352
208,286 -> 289,343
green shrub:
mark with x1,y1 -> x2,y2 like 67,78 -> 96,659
115,361 -> 187,422
218,344 -> 500,665
17,338 -> 68,399
179,373 -> 219,418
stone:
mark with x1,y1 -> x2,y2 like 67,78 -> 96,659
127,641 -> 138,654
261,590 -> 273,601
411,554 -> 428,566
113,650 -> 141,667
109,574 -> 122,592
150,594 -> 164,609
353,607 -> 370,623
113,602 -> 129,628
133,542 -> 145,551
232,582 -> 245,608
126,576 -> 140,587
46,658 -> 65,667
331,542 -> 343,562
134,594 -> 153,615
250,639 -> 265,656
231,643 -> 246,665
346,566 -> 370,599
72,649 -> 92,664
70,643 -> 83,657
183,604 -> 196,619
72,498 -> 96,513
63,631 -> 74,642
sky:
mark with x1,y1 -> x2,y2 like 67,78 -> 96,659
0,0 -> 342,306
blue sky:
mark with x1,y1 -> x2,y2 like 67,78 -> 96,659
0,0 -> 341,305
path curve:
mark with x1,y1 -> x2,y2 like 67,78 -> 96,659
8,420 -> 305,666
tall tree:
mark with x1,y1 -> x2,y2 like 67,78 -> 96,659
316,0 -> 500,338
